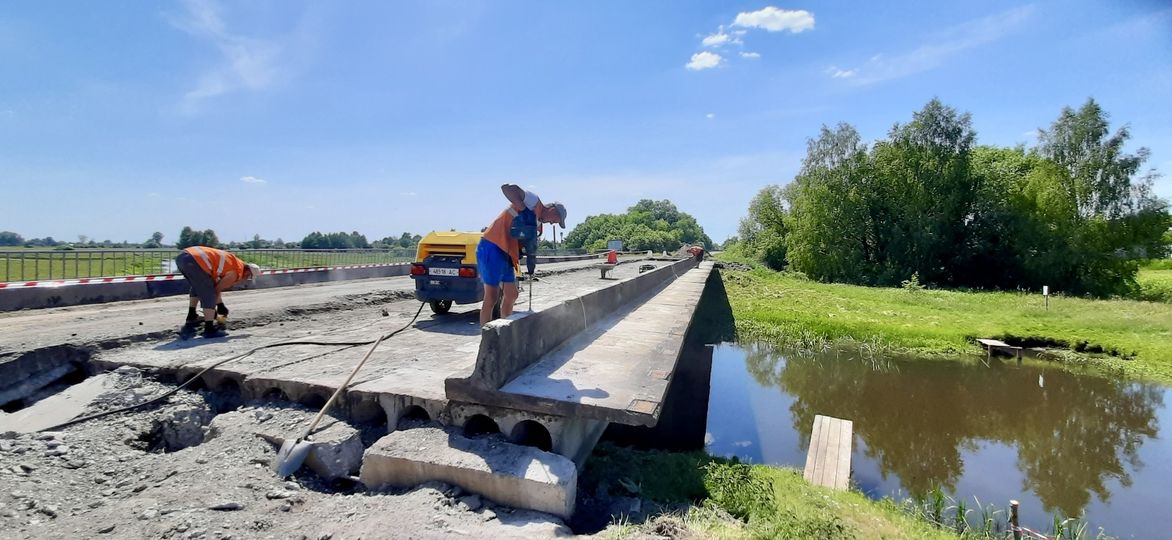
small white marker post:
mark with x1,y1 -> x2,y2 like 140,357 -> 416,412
1043,285 -> 1049,311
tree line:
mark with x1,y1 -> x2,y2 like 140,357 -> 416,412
0,231 -> 166,249
563,199 -> 713,252
175,228 -> 424,250
731,98 -> 1169,297
1,228 -> 426,251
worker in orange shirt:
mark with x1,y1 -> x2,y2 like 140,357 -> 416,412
175,246 -> 259,338
687,245 -> 705,262
478,184 -> 567,326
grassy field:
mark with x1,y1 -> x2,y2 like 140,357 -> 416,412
0,249 -> 174,281
585,443 -> 1091,539
719,261 -> 1172,384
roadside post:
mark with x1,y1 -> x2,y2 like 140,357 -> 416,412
1043,286 -> 1049,311
1010,500 -> 1021,540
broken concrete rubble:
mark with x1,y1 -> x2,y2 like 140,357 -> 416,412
360,426 -> 577,519
207,407 -> 363,480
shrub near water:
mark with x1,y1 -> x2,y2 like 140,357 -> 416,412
723,266 -> 1172,384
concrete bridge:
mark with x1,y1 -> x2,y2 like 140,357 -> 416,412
0,256 -> 723,519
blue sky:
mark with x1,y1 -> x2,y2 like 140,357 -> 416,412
2,1 -> 1170,244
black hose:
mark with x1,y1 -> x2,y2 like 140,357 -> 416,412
40,302 -> 427,432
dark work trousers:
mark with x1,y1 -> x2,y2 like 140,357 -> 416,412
175,252 -> 217,309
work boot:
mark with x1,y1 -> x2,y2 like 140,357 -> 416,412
186,308 -> 199,323
202,321 -> 228,339
179,320 -> 199,340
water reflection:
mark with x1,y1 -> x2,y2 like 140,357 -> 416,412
708,343 -> 1169,535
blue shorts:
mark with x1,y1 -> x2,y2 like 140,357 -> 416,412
477,239 -> 515,287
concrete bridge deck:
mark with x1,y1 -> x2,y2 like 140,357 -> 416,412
5,255 -> 713,449
1,255 -> 718,519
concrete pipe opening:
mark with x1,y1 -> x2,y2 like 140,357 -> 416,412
396,405 -> 431,430
464,414 -> 501,437
183,374 -> 208,392
208,378 -> 243,413
299,393 -> 327,409
510,420 -> 552,452
261,388 -> 289,402
351,400 -> 387,425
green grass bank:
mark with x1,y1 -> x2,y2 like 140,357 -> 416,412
718,261 -> 1172,385
586,443 -> 954,540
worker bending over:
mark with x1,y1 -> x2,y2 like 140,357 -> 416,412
687,245 -> 706,262
175,246 -> 259,338
478,184 -> 567,326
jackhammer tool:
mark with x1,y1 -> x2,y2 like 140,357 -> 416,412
510,208 -> 540,309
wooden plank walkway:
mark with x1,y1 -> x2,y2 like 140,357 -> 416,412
803,415 -> 853,490
976,338 -> 1023,360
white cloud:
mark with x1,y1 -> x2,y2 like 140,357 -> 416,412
740,51 -> 761,59
733,6 -> 815,33
841,5 -> 1035,86
399,191 -> 417,197
240,175 -> 266,184
686,51 -> 723,71
702,31 -> 731,47
826,66 -> 856,78
706,113 -> 715,119
172,0 -> 286,113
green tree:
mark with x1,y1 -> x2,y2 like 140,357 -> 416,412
738,186 -> 788,269
177,226 -> 199,249
564,199 -> 712,252
142,231 -> 164,248
784,122 -> 878,283
1030,98 -> 1170,295
200,229 -> 220,248
0,231 -> 24,246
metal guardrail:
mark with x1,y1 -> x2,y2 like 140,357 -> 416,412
0,248 -> 416,283
0,246 -> 589,283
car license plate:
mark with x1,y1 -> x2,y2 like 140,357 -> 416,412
429,267 -> 458,276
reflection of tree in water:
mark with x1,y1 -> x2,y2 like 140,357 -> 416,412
742,345 -> 1163,517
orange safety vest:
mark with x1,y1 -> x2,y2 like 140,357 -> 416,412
184,247 -> 246,283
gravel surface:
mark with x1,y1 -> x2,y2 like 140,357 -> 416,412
0,368 -> 576,539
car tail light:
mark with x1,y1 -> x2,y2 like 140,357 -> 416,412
410,264 -> 426,276
459,266 -> 477,278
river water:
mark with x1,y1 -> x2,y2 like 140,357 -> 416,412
703,342 -> 1172,539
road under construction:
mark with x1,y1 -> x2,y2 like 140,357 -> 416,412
0,254 -> 730,536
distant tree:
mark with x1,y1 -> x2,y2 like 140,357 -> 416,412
350,231 -> 370,249
300,231 -> 368,249
738,185 -> 789,269
739,97 -> 1168,297
397,232 -> 414,248
25,236 -> 60,247
0,231 -> 24,246
177,227 -> 196,249
201,229 -> 220,248
77,235 -> 88,245
564,199 -> 712,253
176,226 -> 219,248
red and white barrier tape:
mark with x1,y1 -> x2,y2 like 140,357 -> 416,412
0,263 -> 407,289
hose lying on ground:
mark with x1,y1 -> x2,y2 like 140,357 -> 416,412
39,302 -> 427,432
